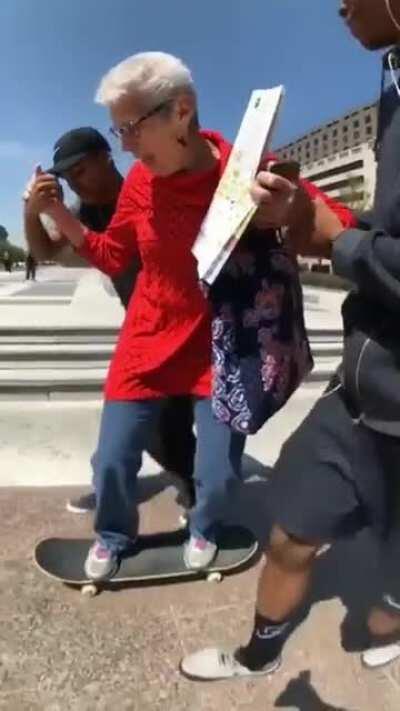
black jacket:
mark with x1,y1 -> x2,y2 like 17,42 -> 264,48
333,48 -> 400,435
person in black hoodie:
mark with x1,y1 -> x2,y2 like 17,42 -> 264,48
180,0 -> 400,681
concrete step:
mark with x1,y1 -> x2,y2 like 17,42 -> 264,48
0,361 -> 110,370
0,325 -> 342,338
0,367 -> 107,381
0,326 -> 118,344
0,358 -> 340,399
0,343 -> 114,361
307,358 -> 341,382
0,319 -> 343,397
0,343 -> 342,362
0,340 -> 343,367
0,368 -> 107,399
312,349 -> 342,359
0,336 -> 117,347
0,328 -> 343,351
0,353 -> 343,371
307,328 -> 343,341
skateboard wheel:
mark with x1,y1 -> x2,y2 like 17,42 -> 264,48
207,571 -> 222,583
81,584 -> 98,598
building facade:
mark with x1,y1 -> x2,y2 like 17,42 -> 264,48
275,101 -> 378,210
275,101 -> 378,269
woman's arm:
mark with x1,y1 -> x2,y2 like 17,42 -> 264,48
43,175 -> 138,277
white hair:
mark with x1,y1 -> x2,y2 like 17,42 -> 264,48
95,51 -> 195,107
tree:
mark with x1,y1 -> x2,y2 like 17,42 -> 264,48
0,241 -> 25,262
0,224 -> 26,267
0,225 -> 8,241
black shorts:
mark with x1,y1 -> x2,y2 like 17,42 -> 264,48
270,376 -> 400,546
269,377 -> 400,607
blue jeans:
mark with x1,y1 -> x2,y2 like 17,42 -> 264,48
92,398 -> 246,553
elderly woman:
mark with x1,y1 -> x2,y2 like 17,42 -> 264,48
39,52 -> 352,580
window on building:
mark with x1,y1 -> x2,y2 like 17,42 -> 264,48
314,137 -> 319,145
333,139 -> 338,149
333,128 -> 338,137
354,130 -> 360,141
365,114 -> 372,124
366,126 -> 373,136
306,151 -> 310,161
321,175 -> 364,193
343,125 -> 348,133
306,159 -> 364,183
353,119 -> 360,128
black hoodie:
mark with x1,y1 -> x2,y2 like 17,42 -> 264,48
333,48 -> 400,435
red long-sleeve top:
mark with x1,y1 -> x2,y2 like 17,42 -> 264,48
77,130 -> 355,401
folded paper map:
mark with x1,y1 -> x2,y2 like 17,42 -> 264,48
192,86 -> 285,285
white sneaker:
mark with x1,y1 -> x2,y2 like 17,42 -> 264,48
361,642 -> 400,669
180,647 -> 281,681
84,542 -> 119,581
184,535 -> 217,570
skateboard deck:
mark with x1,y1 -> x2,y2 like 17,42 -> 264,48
34,526 -> 258,595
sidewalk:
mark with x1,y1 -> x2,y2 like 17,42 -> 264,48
0,268 -> 124,327
0,383 -> 323,487
0,485 -> 398,710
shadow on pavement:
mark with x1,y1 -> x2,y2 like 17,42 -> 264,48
306,531 -> 381,652
136,471 -> 175,504
275,670 -> 353,710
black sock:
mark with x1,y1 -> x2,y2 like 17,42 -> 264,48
235,612 -> 290,671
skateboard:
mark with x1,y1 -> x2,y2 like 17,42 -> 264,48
34,526 -> 258,597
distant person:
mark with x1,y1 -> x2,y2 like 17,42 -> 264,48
25,253 -> 36,281
23,126 -> 196,516
2,250 -> 12,273
181,0 -> 400,682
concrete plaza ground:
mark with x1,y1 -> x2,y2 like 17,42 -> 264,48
0,267 -> 398,710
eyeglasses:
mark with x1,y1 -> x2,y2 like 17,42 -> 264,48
110,100 -> 170,139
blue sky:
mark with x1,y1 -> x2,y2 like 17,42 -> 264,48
1,0 -> 381,244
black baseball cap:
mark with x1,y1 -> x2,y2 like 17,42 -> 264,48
48,127 -> 111,175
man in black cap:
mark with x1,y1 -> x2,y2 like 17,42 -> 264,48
24,127 -> 195,515
24,127 -> 136,306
